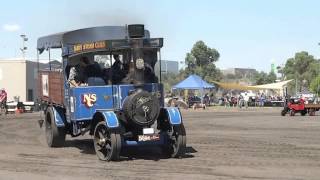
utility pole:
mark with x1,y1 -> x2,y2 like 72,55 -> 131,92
20,34 -> 28,60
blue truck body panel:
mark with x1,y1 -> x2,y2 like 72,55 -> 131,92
101,111 -> 119,128
52,107 -> 65,127
69,83 -> 163,121
164,107 -> 182,125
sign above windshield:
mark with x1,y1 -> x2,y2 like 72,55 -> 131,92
73,41 -> 106,53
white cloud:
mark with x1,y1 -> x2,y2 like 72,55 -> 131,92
2,24 -> 21,32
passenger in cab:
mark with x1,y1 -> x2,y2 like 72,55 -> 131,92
111,54 -> 126,84
68,57 -> 90,87
69,56 -> 105,87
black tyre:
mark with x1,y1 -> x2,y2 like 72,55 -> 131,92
45,107 -> 66,147
162,124 -> 186,158
93,121 -> 121,161
281,110 -> 286,116
301,110 -> 307,116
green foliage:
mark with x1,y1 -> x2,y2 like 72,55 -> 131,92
254,71 -> 277,85
310,75 -> 320,95
161,41 -> 221,92
283,51 -> 320,93
184,41 -> 222,81
161,71 -> 187,92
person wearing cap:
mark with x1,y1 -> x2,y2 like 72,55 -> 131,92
68,57 -> 90,87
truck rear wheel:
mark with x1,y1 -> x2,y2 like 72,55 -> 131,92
45,107 -> 66,147
162,124 -> 186,158
93,121 -> 121,161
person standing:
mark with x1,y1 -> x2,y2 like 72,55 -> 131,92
0,88 -> 7,114
243,92 -> 249,108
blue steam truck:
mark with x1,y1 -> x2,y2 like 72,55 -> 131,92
37,24 -> 186,161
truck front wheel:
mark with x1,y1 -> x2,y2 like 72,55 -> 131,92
93,121 -> 121,161
162,124 -> 186,158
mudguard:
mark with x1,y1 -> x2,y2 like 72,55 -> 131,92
163,107 -> 182,125
101,111 -> 119,128
52,107 -> 65,127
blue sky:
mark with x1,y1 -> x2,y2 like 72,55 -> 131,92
0,0 -> 320,72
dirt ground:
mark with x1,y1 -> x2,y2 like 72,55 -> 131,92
0,107 -> 319,180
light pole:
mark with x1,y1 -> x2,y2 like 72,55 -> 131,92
317,43 -> 320,97
20,34 -> 28,60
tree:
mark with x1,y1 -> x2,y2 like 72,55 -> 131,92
276,66 -> 284,80
267,72 -> 277,83
310,75 -> 320,96
184,41 -> 222,81
161,71 -> 187,92
283,51 -> 319,93
254,71 -> 276,85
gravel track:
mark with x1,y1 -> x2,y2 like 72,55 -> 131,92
0,108 -> 319,180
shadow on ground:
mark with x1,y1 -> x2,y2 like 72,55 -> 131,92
65,139 -> 196,161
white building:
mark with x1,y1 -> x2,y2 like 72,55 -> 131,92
0,58 -> 50,102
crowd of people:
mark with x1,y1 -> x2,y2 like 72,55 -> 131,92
175,92 -> 286,109
218,93 -> 285,108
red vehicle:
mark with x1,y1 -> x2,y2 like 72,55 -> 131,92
281,98 -> 320,116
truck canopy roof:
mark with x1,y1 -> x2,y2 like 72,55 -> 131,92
37,26 -> 151,54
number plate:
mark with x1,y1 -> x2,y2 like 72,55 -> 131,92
25,106 -> 31,110
143,128 -> 154,135
138,134 -> 160,142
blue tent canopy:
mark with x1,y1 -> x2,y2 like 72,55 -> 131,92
172,74 -> 215,90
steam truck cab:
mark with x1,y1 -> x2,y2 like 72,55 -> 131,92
37,25 -> 186,161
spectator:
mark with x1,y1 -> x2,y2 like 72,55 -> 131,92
0,88 -> 7,110
243,92 -> 249,108
259,93 -> 265,107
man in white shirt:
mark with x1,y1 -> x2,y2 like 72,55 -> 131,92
243,92 -> 249,108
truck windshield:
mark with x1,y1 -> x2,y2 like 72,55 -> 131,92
66,49 -> 159,85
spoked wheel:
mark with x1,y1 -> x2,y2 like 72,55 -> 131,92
93,121 -> 121,161
162,124 -> 186,158
45,107 -> 66,147
301,110 -> 307,116
281,109 -> 287,116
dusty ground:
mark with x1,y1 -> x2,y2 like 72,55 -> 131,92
0,107 -> 319,180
